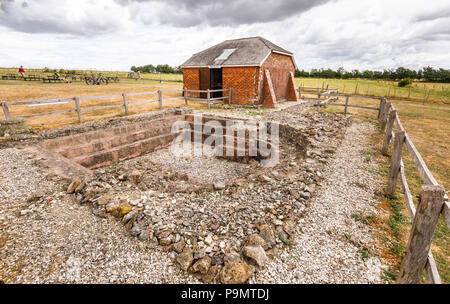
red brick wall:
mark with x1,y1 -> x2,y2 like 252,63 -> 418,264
182,68 -> 200,98
260,53 -> 295,101
223,67 -> 258,105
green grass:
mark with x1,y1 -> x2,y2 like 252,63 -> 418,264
295,77 -> 450,104
357,248 -> 370,259
381,268 -> 397,282
351,212 -> 376,225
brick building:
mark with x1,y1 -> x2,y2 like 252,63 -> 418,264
181,37 -> 299,108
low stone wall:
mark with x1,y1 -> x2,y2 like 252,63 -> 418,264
0,118 -> 30,137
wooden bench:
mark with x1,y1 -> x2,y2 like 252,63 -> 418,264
23,74 -> 42,81
2,74 -> 20,80
42,76 -> 64,83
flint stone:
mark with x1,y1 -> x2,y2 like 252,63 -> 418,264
243,245 -> 267,266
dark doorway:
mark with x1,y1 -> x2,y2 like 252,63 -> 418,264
199,68 -> 210,98
210,68 -> 223,98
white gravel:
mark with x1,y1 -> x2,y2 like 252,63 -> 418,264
0,148 -> 192,283
147,144 -> 259,185
252,122 -> 388,284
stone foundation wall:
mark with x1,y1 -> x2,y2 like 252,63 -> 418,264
0,118 -> 30,137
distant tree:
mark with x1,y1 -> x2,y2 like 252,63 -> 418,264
398,78 -> 412,87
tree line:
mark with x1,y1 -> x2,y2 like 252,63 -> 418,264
295,66 -> 450,83
129,64 -> 450,82
130,64 -> 181,74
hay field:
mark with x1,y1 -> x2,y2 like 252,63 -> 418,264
0,78 -> 207,130
296,77 -> 450,104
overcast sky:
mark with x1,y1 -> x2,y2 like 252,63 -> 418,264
1,0 -> 449,71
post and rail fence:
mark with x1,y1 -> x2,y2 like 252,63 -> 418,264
0,88 -> 233,123
307,89 -> 448,284
1,84 -> 447,283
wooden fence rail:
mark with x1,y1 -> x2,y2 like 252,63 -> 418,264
309,92 -> 448,284
1,88 -> 233,123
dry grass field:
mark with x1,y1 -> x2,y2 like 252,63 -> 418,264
0,78 -> 200,129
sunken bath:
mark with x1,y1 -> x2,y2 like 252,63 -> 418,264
32,107 -> 336,284
38,110 -> 281,177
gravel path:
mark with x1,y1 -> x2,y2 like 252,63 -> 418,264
252,122 -> 388,284
0,148 -> 191,283
148,144 -> 259,185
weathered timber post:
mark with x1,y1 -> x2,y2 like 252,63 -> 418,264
316,92 -> 321,112
184,88 -> 188,105
381,101 -> 391,132
355,83 -> 359,95
207,89 -> 210,109
228,88 -> 232,105
378,98 -> 385,121
74,96 -> 83,123
387,87 -> 391,97
122,93 -> 129,116
298,86 -> 301,98
387,130 -> 405,195
158,90 -> 163,110
344,96 -> 349,116
382,110 -> 397,155
317,88 -> 320,100
322,81 -> 324,90
1,102 -> 12,120
397,185 -> 445,284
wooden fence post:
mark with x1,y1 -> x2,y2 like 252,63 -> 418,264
298,86 -> 301,97
381,101 -> 390,132
158,90 -> 163,110
387,130 -> 405,195
344,96 -> 349,116
316,93 -> 321,112
122,93 -> 129,116
387,87 -> 391,97
397,185 -> 445,284
74,96 -> 83,123
1,102 -> 12,120
378,98 -> 385,121
228,88 -> 232,105
184,88 -> 188,105
207,89 -> 210,109
355,83 -> 359,95
382,110 -> 397,155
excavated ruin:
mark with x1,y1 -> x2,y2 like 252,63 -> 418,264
15,106 -> 349,283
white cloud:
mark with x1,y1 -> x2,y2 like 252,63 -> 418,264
0,0 -> 449,71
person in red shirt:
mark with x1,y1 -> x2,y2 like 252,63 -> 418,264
19,66 -> 25,77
